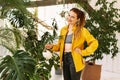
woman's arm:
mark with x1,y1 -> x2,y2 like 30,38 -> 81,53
81,28 -> 99,56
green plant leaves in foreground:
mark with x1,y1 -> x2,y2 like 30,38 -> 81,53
0,50 -> 36,80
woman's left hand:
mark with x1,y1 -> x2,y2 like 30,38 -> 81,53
74,48 -> 82,55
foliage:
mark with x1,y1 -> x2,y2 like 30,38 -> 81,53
23,30 -> 58,80
0,0 -> 59,80
0,0 -> 30,18
0,27 -> 25,53
0,50 -> 36,80
84,0 -> 120,61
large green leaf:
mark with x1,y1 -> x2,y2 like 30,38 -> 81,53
0,28 -> 25,53
0,0 -> 28,18
0,50 -> 36,80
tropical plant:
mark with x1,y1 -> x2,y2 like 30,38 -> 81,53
0,50 -> 36,80
0,0 -> 59,80
0,27 -> 24,53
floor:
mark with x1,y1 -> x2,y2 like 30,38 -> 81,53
50,67 -> 120,80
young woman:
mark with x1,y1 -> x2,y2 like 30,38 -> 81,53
45,8 -> 98,80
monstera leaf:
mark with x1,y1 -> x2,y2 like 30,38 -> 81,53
0,28 -> 25,53
0,50 -> 36,80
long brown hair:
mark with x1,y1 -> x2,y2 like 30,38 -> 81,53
70,8 -> 85,39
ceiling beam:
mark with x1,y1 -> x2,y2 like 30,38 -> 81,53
25,0 -> 93,14
25,0 -> 75,7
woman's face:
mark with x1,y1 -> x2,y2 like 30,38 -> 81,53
67,11 -> 78,25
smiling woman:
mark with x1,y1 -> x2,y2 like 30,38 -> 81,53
45,7 -> 98,80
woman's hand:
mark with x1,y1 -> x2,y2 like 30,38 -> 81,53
45,44 -> 53,49
74,48 -> 82,55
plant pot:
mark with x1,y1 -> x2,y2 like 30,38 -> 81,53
55,66 -> 62,75
82,62 -> 102,80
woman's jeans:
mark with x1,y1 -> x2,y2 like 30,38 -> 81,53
63,52 -> 82,80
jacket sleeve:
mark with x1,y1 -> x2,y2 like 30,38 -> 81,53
51,40 -> 61,51
81,28 -> 99,56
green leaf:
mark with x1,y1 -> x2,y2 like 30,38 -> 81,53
0,50 -> 36,80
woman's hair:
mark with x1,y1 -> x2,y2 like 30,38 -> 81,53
70,8 -> 85,39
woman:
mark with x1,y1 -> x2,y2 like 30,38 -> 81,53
45,8 -> 98,80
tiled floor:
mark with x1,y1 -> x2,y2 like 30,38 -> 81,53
100,71 -> 120,80
50,67 -> 120,80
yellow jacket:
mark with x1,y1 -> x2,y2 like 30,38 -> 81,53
51,25 -> 98,72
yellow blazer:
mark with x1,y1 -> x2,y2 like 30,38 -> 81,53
51,25 -> 98,72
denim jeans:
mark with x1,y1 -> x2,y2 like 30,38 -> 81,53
63,52 -> 82,80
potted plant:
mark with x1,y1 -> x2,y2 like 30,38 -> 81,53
0,0 -> 59,80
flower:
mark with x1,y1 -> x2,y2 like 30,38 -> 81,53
42,50 -> 52,60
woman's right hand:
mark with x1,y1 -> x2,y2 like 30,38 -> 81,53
45,44 -> 53,49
